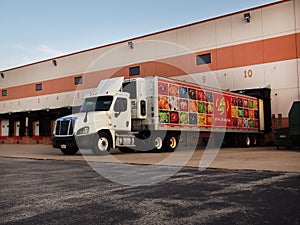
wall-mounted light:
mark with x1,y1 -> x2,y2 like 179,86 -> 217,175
244,13 -> 251,23
52,59 -> 57,66
128,41 -> 134,49
0,72 -> 4,78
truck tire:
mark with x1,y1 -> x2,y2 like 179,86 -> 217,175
163,133 -> 179,152
60,147 -> 79,155
92,132 -> 112,154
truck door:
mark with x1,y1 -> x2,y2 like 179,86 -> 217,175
112,96 -> 131,131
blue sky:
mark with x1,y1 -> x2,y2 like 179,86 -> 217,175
0,0 -> 278,71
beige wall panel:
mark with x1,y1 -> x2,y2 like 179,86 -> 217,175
230,64 -> 265,90
176,72 -> 225,90
190,21 -> 216,51
216,17 -> 232,46
298,58 -> 300,83
1,46 -> 114,88
151,30 -> 177,43
0,91 -> 73,113
142,31 -> 182,57
296,0 -> 300,30
54,47 -> 113,75
215,70 -> 234,91
262,1 -> 295,37
176,27 -> 192,51
1,61 -> 62,88
0,88 -> 96,114
213,60 -> 299,92
271,87 -> 299,117
231,9 -> 263,43
264,59 -> 298,89
86,39 -> 188,73
297,59 -> 300,101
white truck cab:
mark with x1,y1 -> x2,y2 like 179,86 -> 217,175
53,77 -> 149,155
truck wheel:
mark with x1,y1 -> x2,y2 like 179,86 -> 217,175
163,133 -> 179,152
92,132 -> 112,154
238,134 -> 251,147
60,147 -> 79,155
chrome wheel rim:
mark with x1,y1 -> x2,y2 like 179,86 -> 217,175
98,137 -> 109,151
155,137 -> 163,149
170,137 -> 177,149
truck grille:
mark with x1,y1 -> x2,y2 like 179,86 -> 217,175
55,119 -> 75,135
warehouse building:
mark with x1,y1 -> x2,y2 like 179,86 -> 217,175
0,0 -> 299,145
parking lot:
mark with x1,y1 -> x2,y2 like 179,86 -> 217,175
0,145 -> 300,224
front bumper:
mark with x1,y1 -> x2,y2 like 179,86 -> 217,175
52,136 -> 78,149
52,134 -> 94,149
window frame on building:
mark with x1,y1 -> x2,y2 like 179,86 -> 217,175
35,83 -> 43,91
74,76 -> 83,85
129,66 -> 140,76
2,90 -> 7,96
196,53 -> 211,65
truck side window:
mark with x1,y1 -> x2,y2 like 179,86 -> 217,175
114,98 -> 127,112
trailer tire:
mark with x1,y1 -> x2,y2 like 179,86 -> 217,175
153,136 -> 163,152
60,147 -> 79,155
238,134 -> 251,148
251,134 -> 258,146
92,132 -> 112,154
163,133 -> 179,152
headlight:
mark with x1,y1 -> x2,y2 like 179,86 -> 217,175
76,127 -> 89,135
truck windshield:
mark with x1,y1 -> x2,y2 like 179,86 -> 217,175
80,96 -> 113,112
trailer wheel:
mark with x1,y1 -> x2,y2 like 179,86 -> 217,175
60,147 -> 79,155
92,132 -> 112,154
251,134 -> 258,146
163,133 -> 179,152
154,136 -> 163,151
238,134 -> 251,147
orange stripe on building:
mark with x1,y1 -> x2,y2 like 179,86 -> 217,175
1,33 -> 299,102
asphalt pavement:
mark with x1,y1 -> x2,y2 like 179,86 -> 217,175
0,157 -> 299,225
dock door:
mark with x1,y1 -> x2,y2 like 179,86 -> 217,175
1,119 -> 9,137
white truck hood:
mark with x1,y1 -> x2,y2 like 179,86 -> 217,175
94,77 -> 124,95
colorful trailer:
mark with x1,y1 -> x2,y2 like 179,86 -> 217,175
52,76 -> 265,155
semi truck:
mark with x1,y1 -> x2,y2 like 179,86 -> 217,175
52,76 -> 265,155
